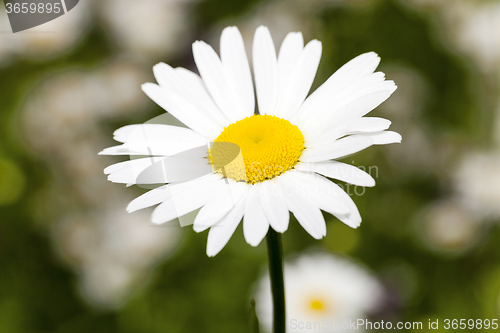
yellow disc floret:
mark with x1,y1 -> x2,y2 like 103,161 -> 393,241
310,299 -> 325,311
209,115 -> 305,184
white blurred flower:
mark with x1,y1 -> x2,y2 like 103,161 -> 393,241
418,200 -> 481,253
79,259 -> 136,308
377,68 -> 427,122
386,124 -> 434,173
96,62 -> 151,117
408,0 -> 500,72
376,68 -> 435,174
254,253 -> 384,333
22,60 -> 149,154
0,2 -> 90,63
415,0 -> 500,72
454,1 -> 500,72
454,151 -> 500,220
55,202 -> 182,308
96,0 -> 196,59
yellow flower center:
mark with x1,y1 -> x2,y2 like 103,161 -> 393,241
209,115 -> 305,184
310,299 -> 325,311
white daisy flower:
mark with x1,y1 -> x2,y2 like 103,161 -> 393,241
100,26 -> 400,257
254,253 -> 384,333
417,200 -> 481,254
454,151 -> 500,220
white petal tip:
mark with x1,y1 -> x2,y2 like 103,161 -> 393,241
390,132 -> 402,143
141,82 -> 156,93
192,40 -> 208,49
153,62 -> 169,69
151,219 -> 165,225
308,39 -> 322,48
193,226 -> 204,233
255,26 -> 270,35
247,237 -> 265,247
349,221 -> 362,229
365,51 -> 379,58
222,25 -> 238,33
272,227 -> 288,233
206,247 -> 222,257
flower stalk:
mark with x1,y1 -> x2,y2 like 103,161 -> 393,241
266,228 -> 285,333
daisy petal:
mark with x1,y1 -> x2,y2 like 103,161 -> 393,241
331,90 -> 394,122
220,26 -> 255,117
127,185 -> 170,213
332,190 -> 362,228
300,135 -> 374,163
275,38 -> 322,118
260,180 -> 290,233
344,117 -> 392,133
360,131 -> 402,145
141,83 -> 221,139
253,26 -> 279,116
105,157 -> 165,184
135,156 -> 213,184
153,64 -> 230,128
99,123 -> 207,157
112,124 -> 206,145
98,141 -> 203,156
243,184 -> 270,247
206,195 -> 247,257
193,181 -> 248,232
300,80 -> 396,136
305,117 -> 391,148
324,52 -> 381,89
297,171 -> 362,228
294,52 -> 381,121
277,32 -> 304,83
193,40 -> 248,123
151,174 -> 223,224
296,161 -> 376,187
174,67 -> 229,125
278,173 -> 326,239
104,157 -> 155,175
286,170 -> 350,216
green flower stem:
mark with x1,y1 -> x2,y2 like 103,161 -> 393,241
266,228 -> 285,333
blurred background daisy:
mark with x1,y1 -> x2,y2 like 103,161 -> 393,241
1,0 -> 500,332
254,252 -> 384,333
